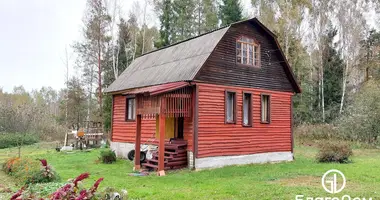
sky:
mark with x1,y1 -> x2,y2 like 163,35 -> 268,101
0,0 -> 376,93
0,0 -> 139,93
0,1 -> 85,92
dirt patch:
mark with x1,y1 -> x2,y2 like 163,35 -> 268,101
271,176 -> 367,193
271,176 -> 320,187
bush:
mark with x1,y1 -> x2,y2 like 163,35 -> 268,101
2,158 -> 60,184
316,142 -> 353,163
337,80 -> 380,144
295,124 -> 338,142
0,133 -> 39,149
2,157 -> 41,183
99,150 -> 116,164
25,159 -> 60,184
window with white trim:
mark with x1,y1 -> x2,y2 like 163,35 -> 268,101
236,36 -> 260,67
126,98 -> 136,121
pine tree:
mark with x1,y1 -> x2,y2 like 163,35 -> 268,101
155,0 -> 173,48
219,0 -> 243,26
322,29 -> 344,122
195,0 -> 219,34
172,0 -> 196,42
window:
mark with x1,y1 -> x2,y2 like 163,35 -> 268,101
236,36 -> 260,67
126,97 -> 136,121
225,91 -> 236,123
242,92 -> 252,126
261,94 -> 270,123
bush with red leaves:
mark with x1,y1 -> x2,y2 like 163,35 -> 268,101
10,173 -> 104,200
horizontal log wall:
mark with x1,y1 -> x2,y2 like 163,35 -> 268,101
112,95 -> 193,151
197,83 -> 292,158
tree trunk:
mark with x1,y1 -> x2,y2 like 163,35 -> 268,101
98,39 -> 102,117
87,66 -> 94,124
141,0 -> 147,55
18,146 -> 21,158
340,59 -> 348,114
321,56 -> 325,122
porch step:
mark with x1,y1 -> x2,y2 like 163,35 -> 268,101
166,160 -> 187,166
142,163 -> 158,169
146,159 -> 168,164
142,139 -> 188,171
164,149 -> 187,155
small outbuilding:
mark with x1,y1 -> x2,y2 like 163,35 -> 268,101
105,18 -> 301,176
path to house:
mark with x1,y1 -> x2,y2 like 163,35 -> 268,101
1,144 -> 380,199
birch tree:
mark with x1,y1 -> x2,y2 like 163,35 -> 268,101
336,0 -> 366,114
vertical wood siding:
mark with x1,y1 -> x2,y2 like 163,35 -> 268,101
112,95 -> 193,151
196,21 -> 294,92
197,83 -> 292,158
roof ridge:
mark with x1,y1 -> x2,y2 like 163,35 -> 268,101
139,25 -> 230,58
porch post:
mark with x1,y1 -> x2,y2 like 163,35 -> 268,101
158,107 -> 166,176
134,114 -> 142,170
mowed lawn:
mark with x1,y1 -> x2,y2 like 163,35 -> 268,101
1,144 -> 380,200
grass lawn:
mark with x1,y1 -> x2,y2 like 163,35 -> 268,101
1,144 -> 380,199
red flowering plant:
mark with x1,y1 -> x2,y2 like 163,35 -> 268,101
50,173 -> 104,200
10,173 -> 104,200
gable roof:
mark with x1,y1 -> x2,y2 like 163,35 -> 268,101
105,18 -> 301,94
104,27 -> 229,93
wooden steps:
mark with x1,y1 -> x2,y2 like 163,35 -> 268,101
142,139 -> 188,171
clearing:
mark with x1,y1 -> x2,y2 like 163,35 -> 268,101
0,144 -> 379,199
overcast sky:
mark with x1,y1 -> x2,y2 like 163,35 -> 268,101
0,1 -> 376,93
0,0 -> 137,93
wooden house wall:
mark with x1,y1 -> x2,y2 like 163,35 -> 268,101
195,21 -> 295,92
197,83 -> 292,158
112,95 -> 193,151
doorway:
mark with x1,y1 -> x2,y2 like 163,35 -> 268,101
176,117 -> 184,139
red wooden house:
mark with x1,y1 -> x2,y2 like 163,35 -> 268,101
105,18 -> 301,176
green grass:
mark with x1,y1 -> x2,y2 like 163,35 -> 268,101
1,144 -> 380,199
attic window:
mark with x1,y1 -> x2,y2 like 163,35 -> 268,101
236,36 -> 260,67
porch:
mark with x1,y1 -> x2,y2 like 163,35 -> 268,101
126,82 -> 194,176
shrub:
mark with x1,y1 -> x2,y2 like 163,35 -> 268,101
99,149 -> 116,164
25,159 -> 60,184
2,158 -> 60,184
316,142 -> 353,163
337,80 -> 380,144
2,157 -> 40,183
0,133 -> 39,149
295,124 -> 338,142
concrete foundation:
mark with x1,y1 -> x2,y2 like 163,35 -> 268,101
187,151 -> 194,169
194,152 -> 293,170
111,142 -> 292,170
110,141 -> 135,158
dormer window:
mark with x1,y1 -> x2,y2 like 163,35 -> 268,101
236,36 -> 260,67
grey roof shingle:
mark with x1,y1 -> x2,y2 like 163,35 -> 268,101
104,27 -> 229,93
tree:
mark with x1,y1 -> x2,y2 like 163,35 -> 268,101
361,30 -> 380,80
154,0 -> 174,48
322,29 -> 344,122
73,0 -> 111,121
219,0 -> 243,26
62,77 -> 87,129
195,0 -> 219,35
172,0 -> 196,42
